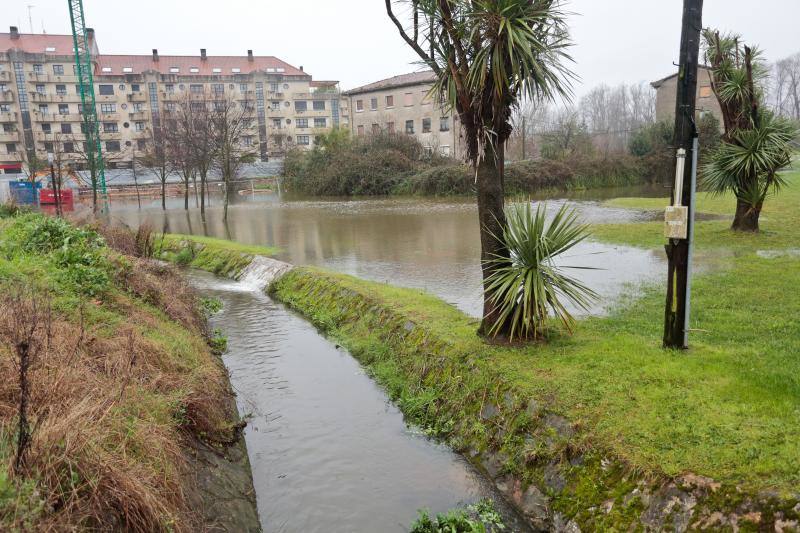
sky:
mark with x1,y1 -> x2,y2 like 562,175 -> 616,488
4,0 -> 800,96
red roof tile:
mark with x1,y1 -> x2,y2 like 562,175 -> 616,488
0,32 -> 76,55
96,54 -> 309,77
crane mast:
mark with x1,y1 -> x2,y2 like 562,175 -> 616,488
67,0 -> 107,204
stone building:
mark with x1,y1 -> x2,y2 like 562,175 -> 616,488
651,66 -> 724,129
343,71 -> 464,158
0,26 -> 341,174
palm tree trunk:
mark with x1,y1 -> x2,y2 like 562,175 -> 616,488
732,197 -> 761,231
476,140 -> 510,336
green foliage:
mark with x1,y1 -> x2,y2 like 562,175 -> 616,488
3,214 -> 111,296
483,202 -> 598,340
200,297 -> 223,319
174,246 -> 196,267
208,328 -> 228,355
410,500 -> 505,533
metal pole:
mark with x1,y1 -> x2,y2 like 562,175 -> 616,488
683,135 -> 699,347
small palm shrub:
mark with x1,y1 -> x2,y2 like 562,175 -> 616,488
484,202 -> 598,340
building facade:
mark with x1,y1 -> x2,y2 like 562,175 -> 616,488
0,26 -> 340,174
343,71 -> 464,158
651,66 -> 724,129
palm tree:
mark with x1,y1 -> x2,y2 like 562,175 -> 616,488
385,0 -> 574,336
702,30 -> 799,231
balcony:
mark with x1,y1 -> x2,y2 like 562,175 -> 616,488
34,111 -> 83,122
0,71 -> 11,81
127,92 -> 147,103
127,111 -> 148,121
26,72 -> 50,82
0,152 -> 21,163
0,132 -> 19,142
0,91 -> 15,103
0,112 -> 17,122
98,113 -> 120,121
31,92 -> 81,104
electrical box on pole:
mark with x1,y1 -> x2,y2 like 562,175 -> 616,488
67,0 -> 107,206
663,0 -> 703,349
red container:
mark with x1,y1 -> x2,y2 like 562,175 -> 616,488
39,188 -> 74,206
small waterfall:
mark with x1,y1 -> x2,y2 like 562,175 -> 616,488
236,256 -> 293,292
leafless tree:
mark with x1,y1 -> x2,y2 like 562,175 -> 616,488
210,93 -> 258,221
771,52 -> 800,120
139,120 -> 178,210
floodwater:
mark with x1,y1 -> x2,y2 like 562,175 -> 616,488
188,269 -> 532,532
111,184 -> 669,317
109,186 -> 672,531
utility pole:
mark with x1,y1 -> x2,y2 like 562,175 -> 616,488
663,0 -> 703,349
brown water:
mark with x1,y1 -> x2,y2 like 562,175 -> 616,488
111,187 -> 670,531
111,185 -> 668,317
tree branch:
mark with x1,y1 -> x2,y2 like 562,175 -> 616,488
385,0 -> 441,75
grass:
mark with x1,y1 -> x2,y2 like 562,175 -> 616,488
267,168 -> 800,526
0,214 -> 239,531
155,233 -> 279,278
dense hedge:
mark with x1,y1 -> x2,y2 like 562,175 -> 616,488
283,130 -> 659,197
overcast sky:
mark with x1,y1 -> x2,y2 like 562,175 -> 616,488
5,0 -> 800,96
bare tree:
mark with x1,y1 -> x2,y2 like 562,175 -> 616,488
771,52 -> 800,120
139,120 -> 177,210
210,93 -> 258,222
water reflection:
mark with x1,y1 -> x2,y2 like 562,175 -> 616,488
110,186 -> 667,317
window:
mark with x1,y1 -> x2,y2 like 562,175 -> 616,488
370,97 -> 377,110
103,122 -> 118,133
356,99 -> 363,112
440,116 -> 450,132
33,64 -> 44,74
135,121 -> 145,132
385,95 -> 394,107
295,101 -> 308,112
296,118 -> 308,129
98,85 -> 114,96
122,67 -> 133,73
0,105 -> 9,113
240,83 -> 248,92
131,84 -> 140,92
421,90 -> 432,105
58,104 -> 69,115
136,139 -> 146,150
313,100 -> 325,111
211,83 -> 224,95
61,123 -> 72,134
212,101 -> 225,111
422,118 -> 431,133
297,135 -> 310,145
314,118 -> 326,128
190,67 -> 199,73
36,84 -> 46,94
170,67 -> 180,73
2,123 -> 14,132
38,104 -> 49,115
132,103 -> 144,112
165,102 -> 176,111
357,125 -> 364,136
190,84 -> 204,94
242,136 -> 253,146
403,92 -> 413,106
0,84 -> 6,92
699,86 -> 712,98
101,67 -> 112,73
53,64 -> 64,75
372,123 -> 379,135
269,82 -> 279,93
41,123 -> 52,133
387,122 -> 394,134
231,68 -> 241,73
100,103 -> 116,113
272,118 -> 282,129
5,143 -> 15,153
106,141 -> 121,152
44,142 -> 54,153
62,141 -> 74,153
80,123 -> 87,134
191,102 -> 205,111
270,101 -> 280,111
440,145 -> 451,156
165,84 -> 175,93
405,120 -> 414,134
56,84 -> 67,96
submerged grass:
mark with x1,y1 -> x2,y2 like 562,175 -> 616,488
0,214 -> 238,531
154,233 -> 279,278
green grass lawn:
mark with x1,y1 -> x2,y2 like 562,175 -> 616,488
273,167 -> 800,498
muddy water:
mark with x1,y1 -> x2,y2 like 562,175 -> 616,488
112,185 -> 668,317
188,270 -> 531,532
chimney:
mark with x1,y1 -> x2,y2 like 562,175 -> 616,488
10,26 -> 19,40
299,66 -> 304,72
200,48 -> 207,60
247,50 -> 253,62
152,49 -> 159,62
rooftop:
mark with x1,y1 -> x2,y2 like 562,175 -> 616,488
0,31 -> 79,56
650,65 -> 712,88
344,70 -> 437,95
97,54 -> 308,77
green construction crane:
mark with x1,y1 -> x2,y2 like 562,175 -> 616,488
67,0 -> 107,208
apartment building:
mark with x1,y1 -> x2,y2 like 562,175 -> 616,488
651,66 -> 724,129
0,26 -> 341,174
343,71 -> 463,158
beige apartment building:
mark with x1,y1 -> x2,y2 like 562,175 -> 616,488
651,66 -> 724,129
343,71 -> 464,158
0,26 -> 342,174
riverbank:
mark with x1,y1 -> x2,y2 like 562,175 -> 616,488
0,213 -> 260,531
157,168 -> 800,530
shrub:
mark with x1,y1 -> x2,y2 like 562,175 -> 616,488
410,499 -> 505,532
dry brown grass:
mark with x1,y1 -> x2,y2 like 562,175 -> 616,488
0,243 -> 236,530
